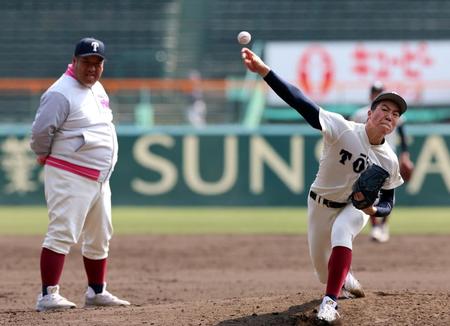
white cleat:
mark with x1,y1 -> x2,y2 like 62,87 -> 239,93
85,284 -> 130,307
371,224 -> 390,243
342,272 -> 365,298
317,296 -> 340,323
36,285 -> 77,312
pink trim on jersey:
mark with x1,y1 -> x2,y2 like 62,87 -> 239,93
65,64 -> 76,79
45,156 -> 100,181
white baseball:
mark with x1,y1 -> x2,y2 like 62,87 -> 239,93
237,31 -> 251,45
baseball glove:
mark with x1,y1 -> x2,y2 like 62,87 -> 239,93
351,164 -> 390,210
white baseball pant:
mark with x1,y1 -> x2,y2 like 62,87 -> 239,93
42,165 -> 113,259
307,196 -> 369,284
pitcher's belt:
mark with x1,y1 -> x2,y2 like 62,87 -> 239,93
309,191 -> 347,209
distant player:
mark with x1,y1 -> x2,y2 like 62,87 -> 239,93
30,37 -> 130,311
351,81 -> 414,243
241,47 -> 406,323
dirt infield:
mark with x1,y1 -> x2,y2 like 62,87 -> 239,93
0,234 -> 449,325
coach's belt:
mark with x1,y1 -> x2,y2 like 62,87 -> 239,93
309,191 -> 347,209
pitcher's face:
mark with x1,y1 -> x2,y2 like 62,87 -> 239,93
368,100 -> 401,135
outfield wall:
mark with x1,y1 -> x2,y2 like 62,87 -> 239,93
1,124 -> 449,206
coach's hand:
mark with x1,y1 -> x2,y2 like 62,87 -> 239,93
36,155 -> 48,165
241,48 -> 270,77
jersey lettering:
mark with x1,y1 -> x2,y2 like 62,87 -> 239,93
353,153 -> 368,173
353,158 -> 366,173
339,150 -> 368,172
339,149 -> 352,165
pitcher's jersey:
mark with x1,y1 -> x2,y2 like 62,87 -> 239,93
310,109 -> 403,202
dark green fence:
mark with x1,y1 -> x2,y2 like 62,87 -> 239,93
0,124 -> 449,206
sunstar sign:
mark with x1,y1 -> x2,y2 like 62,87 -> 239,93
0,128 -> 449,206
106,130 -> 450,206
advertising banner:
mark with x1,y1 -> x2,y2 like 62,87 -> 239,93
0,126 -> 448,206
265,41 -> 450,105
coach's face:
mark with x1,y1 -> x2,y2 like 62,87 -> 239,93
73,55 -> 104,87
368,100 -> 400,135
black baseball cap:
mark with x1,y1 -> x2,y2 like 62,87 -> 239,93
371,91 -> 407,115
74,37 -> 105,59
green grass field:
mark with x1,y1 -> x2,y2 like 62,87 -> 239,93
0,206 -> 448,235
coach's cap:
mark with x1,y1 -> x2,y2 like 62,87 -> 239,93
74,37 -> 105,59
371,91 -> 407,115
370,80 -> 385,93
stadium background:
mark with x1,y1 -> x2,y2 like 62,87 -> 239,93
0,0 -> 449,206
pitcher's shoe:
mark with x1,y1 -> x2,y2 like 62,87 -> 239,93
36,285 -> 77,312
371,224 -> 389,243
342,272 -> 365,298
317,296 -> 340,323
85,284 -> 130,307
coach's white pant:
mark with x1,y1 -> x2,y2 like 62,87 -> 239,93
42,165 -> 113,260
307,197 -> 369,284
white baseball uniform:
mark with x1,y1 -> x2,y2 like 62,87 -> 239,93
308,109 -> 403,283
30,65 -> 118,259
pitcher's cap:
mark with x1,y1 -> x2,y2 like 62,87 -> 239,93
371,91 -> 407,115
74,37 -> 105,59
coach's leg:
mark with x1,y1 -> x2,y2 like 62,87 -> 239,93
81,180 -> 112,282
39,248 -> 65,294
81,180 -> 113,258
81,181 -> 129,306
42,166 -> 97,256
38,166 -> 96,311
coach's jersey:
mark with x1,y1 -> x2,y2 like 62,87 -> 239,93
31,71 -> 118,182
310,109 -> 403,203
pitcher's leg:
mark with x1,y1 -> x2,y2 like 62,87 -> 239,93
326,205 -> 368,299
307,197 -> 341,284
331,204 -> 369,249
325,246 -> 352,299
